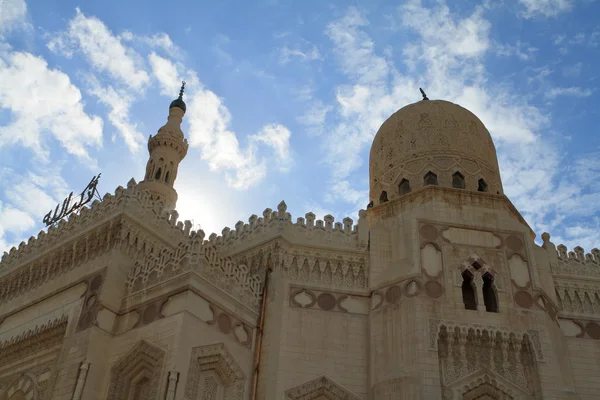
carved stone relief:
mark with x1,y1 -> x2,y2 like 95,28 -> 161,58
433,320 -> 542,399
284,376 -> 361,400
184,343 -> 245,400
289,287 -> 369,315
106,340 -> 165,400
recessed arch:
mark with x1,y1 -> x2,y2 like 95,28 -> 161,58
452,171 -> 465,189
424,171 -> 438,186
461,270 -> 477,310
106,340 -> 165,400
164,171 -> 170,184
154,167 -> 162,180
483,272 -> 499,312
478,178 -> 488,192
379,191 -> 388,203
399,178 -> 411,195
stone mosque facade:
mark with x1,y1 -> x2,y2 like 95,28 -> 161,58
1,88 -> 600,400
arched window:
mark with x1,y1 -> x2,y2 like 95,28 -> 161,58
399,179 -> 411,195
478,178 -> 488,192
424,171 -> 438,186
380,191 -> 388,203
164,171 -> 170,184
482,272 -> 498,312
461,270 -> 477,310
145,160 -> 154,180
154,167 -> 162,180
452,171 -> 465,189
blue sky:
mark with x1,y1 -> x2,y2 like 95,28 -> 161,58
0,0 -> 599,255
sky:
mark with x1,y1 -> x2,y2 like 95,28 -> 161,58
0,0 -> 599,255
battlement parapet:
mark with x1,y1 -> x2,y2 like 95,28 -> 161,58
541,233 -> 600,278
0,179 -> 201,275
203,201 -> 368,255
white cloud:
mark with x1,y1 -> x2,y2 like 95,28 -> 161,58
495,40 -> 538,60
0,0 -> 29,37
48,8 -> 149,90
0,51 -> 103,162
297,100 -> 332,136
87,76 -> 145,152
313,2 -> 600,253
148,53 -> 292,189
519,0 -> 573,18
562,62 -> 582,77
121,32 -> 179,57
0,204 -> 35,234
545,86 -> 593,98
279,44 -> 322,64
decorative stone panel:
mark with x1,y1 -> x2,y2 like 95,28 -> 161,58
106,340 -> 165,400
77,271 -> 105,331
435,322 -> 542,399
285,376 -> 361,400
0,315 -> 68,369
184,343 -> 245,400
289,287 -> 369,315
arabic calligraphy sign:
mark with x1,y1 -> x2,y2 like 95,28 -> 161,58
43,174 -> 102,226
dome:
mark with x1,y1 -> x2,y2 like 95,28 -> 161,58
369,99 -> 502,204
169,97 -> 186,113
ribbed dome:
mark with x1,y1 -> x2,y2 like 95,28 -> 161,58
369,100 -> 502,204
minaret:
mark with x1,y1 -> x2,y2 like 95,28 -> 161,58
137,81 -> 189,211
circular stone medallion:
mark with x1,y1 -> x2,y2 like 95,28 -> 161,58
425,281 -> 444,298
506,235 -> 523,252
218,313 -> 232,334
514,291 -> 533,309
586,322 -> 600,340
142,304 -> 157,324
317,293 -> 336,311
420,225 -> 438,241
90,275 -> 103,292
385,285 -> 402,304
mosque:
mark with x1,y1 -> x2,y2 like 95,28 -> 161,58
0,84 -> 599,400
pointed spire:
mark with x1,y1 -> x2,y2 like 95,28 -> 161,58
169,80 -> 187,113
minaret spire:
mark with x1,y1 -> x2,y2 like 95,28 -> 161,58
137,82 -> 190,211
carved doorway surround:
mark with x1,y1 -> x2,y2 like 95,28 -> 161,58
285,376 -> 361,400
183,343 -> 245,400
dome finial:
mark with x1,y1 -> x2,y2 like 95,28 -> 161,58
178,80 -> 186,99
419,88 -> 429,101
169,80 -> 187,113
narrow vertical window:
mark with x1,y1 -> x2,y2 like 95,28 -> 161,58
164,171 -> 170,184
399,179 -> 411,195
462,270 -> 477,310
424,171 -> 438,186
380,191 -> 388,203
478,179 -> 488,192
452,171 -> 465,189
154,167 -> 162,180
482,272 -> 498,312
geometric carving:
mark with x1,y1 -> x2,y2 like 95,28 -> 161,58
437,325 -> 541,399
184,343 -> 245,400
0,374 -> 36,400
284,376 -> 361,400
106,340 -> 165,400
218,314 -> 232,334
421,244 -> 443,278
77,272 -> 105,331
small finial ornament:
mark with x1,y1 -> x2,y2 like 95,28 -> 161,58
420,87 -> 429,101
179,80 -> 186,99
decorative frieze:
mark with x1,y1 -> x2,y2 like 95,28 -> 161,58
289,287 -> 369,315
0,315 -> 68,368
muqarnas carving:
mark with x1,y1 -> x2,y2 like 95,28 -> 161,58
106,340 -> 165,400
184,343 -> 245,400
